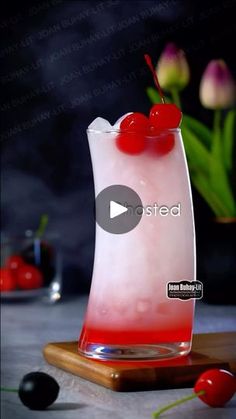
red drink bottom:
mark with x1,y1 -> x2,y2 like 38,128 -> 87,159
79,325 -> 192,346
78,302 -> 194,360
78,323 -> 193,360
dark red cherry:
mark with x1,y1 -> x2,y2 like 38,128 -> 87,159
18,372 -> 60,410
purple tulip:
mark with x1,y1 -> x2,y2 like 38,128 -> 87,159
156,43 -> 190,92
200,60 -> 235,109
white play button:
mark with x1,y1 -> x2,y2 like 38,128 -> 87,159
110,200 -> 128,219
95,185 -> 143,234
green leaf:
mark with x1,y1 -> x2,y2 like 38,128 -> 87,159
209,111 -> 236,216
191,172 -> 230,216
183,115 -> 212,149
145,83 -> 235,215
182,124 -> 235,215
209,157 -> 235,215
146,87 -> 171,104
223,109 -> 236,171
181,125 -> 211,174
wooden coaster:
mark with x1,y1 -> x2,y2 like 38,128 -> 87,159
43,332 -> 236,391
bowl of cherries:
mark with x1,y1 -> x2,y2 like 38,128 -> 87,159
0,216 -> 61,302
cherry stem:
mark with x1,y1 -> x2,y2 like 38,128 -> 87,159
144,54 -> 165,104
35,214 -> 49,238
152,390 -> 205,418
0,387 -> 18,393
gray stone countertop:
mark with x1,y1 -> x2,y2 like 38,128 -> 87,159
1,297 -> 236,419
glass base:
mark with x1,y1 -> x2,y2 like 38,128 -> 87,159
78,341 -> 191,361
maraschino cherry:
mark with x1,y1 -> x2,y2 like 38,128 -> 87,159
17,264 -> 43,290
152,133 -> 175,156
144,54 -> 182,156
116,112 -> 149,154
0,268 -> 16,292
144,54 -> 182,129
116,54 -> 182,156
152,369 -> 236,418
6,255 -> 24,273
194,368 -> 236,407
149,103 -> 182,129
120,112 -> 149,131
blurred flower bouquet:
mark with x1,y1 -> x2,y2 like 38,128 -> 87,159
147,43 -> 236,218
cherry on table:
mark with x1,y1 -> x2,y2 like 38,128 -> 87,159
0,268 -> 16,292
18,372 -> 59,410
17,264 -> 43,290
6,255 -> 25,272
152,368 -> 236,418
194,368 -> 236,407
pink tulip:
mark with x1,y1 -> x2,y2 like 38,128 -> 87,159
200,60 -> 235,109
157,43 -> 190,92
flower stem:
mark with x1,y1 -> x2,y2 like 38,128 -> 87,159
0,387 -> 18,393
171,89 -> 181,109
152,390 -> 205,418
213,109 -> 221,138
35,214 -> 49,238
212,108 -> 221,159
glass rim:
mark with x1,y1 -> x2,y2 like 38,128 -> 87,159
1,232 -> 60,244
87,127 -> 181,135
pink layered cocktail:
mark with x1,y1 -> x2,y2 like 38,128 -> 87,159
78,56 -> 196,360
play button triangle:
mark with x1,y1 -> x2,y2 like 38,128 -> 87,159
110,201 -> 128,219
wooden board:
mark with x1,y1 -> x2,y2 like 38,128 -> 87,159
43,332 -> 236,391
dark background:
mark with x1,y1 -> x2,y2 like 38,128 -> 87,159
1,0 -> 236,293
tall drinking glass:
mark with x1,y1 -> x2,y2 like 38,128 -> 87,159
78,127 -> 196,360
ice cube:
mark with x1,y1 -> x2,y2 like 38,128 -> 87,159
113,113 -> 132,129
88,117 -> 112,131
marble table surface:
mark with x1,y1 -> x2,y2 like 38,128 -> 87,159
1,297 -> 236,419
